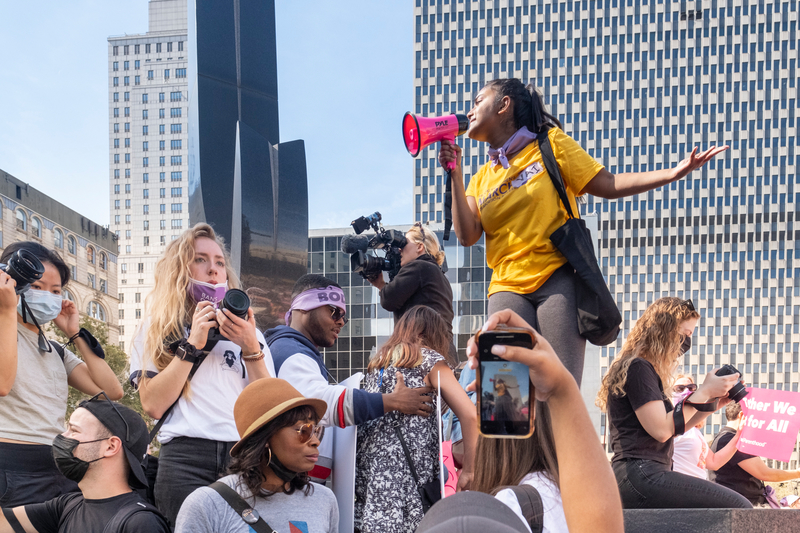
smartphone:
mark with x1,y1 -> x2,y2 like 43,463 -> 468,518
475,326 -> 535,438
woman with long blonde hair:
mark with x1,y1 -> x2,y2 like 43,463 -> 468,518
597,297 -> 750,509
354,305 -> 476,533
129,223 -> 273,526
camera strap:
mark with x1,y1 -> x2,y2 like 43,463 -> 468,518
19,294 -> 53,354
684,397 -> 719,412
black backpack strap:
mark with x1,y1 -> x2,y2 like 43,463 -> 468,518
50,340 -> 66,361
209,482 -> 275,533
393,425 -> 422,486
508,485 -> 544,533
102,498 -> 168,533
2,509 -> 26,533
537,127 -> 576,220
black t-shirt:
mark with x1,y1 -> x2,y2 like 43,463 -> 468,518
379,254 -> 454,328
24,491 -> 169,533
608,358 -> 674,465
708,427 -> 766,505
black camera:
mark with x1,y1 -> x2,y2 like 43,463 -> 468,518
0,249 -> 45,294
204,289 -> 251,348
342,212 -> 407,281
715,364 -> 748,403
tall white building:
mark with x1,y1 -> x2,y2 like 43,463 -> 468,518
414,0 -> 800,468
108,0 -> 189,353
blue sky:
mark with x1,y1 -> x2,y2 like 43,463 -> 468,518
0,0 -> 413,229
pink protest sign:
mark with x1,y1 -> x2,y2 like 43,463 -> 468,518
738,388 -> 800,462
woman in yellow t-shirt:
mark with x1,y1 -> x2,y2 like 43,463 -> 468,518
439,78 -> 727,385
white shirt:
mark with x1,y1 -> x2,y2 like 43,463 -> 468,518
672,426 -> 709,479
495,472 -> 568,533
130,320 -> 275,443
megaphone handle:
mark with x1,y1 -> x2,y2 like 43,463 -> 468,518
443,168 -> 453,241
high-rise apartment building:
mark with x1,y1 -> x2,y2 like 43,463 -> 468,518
108,0 -> 189,353
414,0 -> 799,467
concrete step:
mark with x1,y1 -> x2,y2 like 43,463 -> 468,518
624,508 -> 800,532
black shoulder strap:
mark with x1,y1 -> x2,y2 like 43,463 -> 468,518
508,485 -> 544,533
102,498 -> 168,533
50,340 -> 66,361
537,127 -> 576,220
209,481 -> 275,533
2,509 -> 26,533
394,425 -> 421,485
148,352 -> 208,443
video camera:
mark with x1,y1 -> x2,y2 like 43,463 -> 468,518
341,212 -> 407,281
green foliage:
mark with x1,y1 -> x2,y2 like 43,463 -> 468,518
49,318 -> 151,428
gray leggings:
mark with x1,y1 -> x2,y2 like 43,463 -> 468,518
488,264 -> 586,386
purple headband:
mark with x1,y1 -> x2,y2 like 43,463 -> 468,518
284,286 -> 347,326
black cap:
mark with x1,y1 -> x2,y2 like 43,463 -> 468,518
79,396 -> 148,489
415,492 -> 530,533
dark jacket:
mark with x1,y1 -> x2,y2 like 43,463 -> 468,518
379,254 -> 454,329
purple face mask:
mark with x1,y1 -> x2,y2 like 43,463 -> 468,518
189,279 -> 228,307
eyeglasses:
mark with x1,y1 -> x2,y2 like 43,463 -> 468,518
673,383 -> 697,394
328,305 -> 348,325
295,422 -> 324,444
683,299 -> 695,311
82,391 -> 130,442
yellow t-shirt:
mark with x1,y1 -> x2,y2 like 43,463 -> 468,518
465,127 -> 604,296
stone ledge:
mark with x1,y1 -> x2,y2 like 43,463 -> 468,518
624,508 -> 800,532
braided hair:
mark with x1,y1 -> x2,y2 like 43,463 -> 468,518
484,79 -> 562,134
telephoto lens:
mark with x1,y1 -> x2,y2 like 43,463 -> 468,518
715,364 -> 748,403
0,249 -> 45,294
219,289 -> 250,320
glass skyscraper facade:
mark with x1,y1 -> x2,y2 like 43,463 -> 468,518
413,0 -> 799,468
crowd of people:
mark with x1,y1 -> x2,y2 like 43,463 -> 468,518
0,76 -> 796,532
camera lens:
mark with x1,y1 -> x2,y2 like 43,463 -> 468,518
2,249 -> 45,290
220,289 -> 250,320
727,381 -> 748,403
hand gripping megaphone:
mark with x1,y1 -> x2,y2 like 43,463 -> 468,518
402,112 -> 469,170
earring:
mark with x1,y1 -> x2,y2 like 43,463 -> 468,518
265,446 -> 272,465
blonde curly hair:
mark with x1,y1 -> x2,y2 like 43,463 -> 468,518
596,297 -> 699,411
134,223 -> 240,397
406,223 -> 446,266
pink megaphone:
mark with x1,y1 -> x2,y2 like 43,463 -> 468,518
402,112 -> 469,170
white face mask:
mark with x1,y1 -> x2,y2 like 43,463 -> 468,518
18,289 -> 63,325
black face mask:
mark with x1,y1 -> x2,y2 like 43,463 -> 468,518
52,434 -> 107,483
680,335 -> 692,355
268,453 -> 299,484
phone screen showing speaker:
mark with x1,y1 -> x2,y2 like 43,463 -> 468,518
476,330 -> 534,438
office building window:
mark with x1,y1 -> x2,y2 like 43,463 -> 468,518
159,109 -> 165,119
159,140 -> 165,150
124,169 -> 130,178
147,70 -> 154,80
70,265 -> 77,280
114,154 -> 120,163
100,279 -> 107,293
113,108 -> 119,118
143,157 -> 149,167
171,124 -> 182,134
86,301 -> 106,322
114,139 -> 120,148
178,41 -> 183,51
124,153 -> 130,163
167,42 -> 173,52
171,156 -> 182,166
124,138 -> 130,148
171,140 -> 182,149
114,200 -> 120,210
159,156 -> 166,166
31,217 -> 41,238
160,204 -> 166,214
113,92 -> 119,102
134,59 -> 140,68
171,187 -> 182,197
112,61 -> 118,71
171,171 -> 182,181
159,188 -> 166,198
171,219 -> 183,229
144,236 -> 150,246
114,169 -> 120,178
124,123 -> 130,132
170,92 -> 182,102
88,273 -> 96,289
159,124 -> 165,134
156,43 -> 162,53
125,214 -> 130,223
113,123 -> 119,133
124,107 -> 130,117
142,109 -> 147,119
145,44 -> 150,53
171,203 -> 182,213
54,228 -> 64,248
135,75 -> 140,85
114,184 -> 120,194
67,236 -> 76,254
123,45 -> 129,55
170,108 -> 181,118
113,77 -> 118,87
142,94 -> 148,104
125,199 -> 131,209
124,91 -> 129,102
123,76 -> 129,86
143,189 -> 149,199
176,68 -> 186,78
159,92 -> 165,102
159,172 -> 165,182
124,183 -> 130,193
143,205 -> 149,214
142,125 -> 148,136
164,69 -> 170,79
112,46 -> 118,56
160,220 -> 166,230
123,61 -> 129,70
142,141 -> 149,151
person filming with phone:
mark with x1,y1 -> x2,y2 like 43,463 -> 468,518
466,309 -> 623,533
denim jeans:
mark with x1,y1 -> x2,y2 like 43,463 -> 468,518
488,264 -> 586,386
154,436 -> 236,527
613,458 -> 752,509
0,442 -> 79,507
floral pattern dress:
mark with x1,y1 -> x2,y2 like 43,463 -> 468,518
354,348 -> 445,533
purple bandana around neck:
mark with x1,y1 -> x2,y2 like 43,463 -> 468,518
189,279 -> 228,307
284,286 -> 347,326
487,126 -> 538,169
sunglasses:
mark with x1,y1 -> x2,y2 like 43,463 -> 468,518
683,299 -> 695,311
295,422 -> 324,444
673,384 -> 697,394
328,305 -> 348,325
82,391 -> 131,442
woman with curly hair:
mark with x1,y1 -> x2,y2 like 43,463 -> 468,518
596,297 -> 750,508
130,223 -> 273,525
175,378 -> 338,532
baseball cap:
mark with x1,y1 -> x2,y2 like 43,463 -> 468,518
415,491 -> 530,533
79,392 -> 149,489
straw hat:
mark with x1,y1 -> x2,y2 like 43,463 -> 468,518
230,378 -> 327,457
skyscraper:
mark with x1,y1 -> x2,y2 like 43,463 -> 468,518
414,0 -> 799,467
108,0 -> 189,353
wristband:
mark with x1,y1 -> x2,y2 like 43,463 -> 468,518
241,350 -> 265,362
174,339 -> 202,364
68,328 -> 106,359
684,396 -> 719,412
673,400 -> 686,436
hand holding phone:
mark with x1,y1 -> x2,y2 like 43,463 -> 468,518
467,309 -> 575,405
